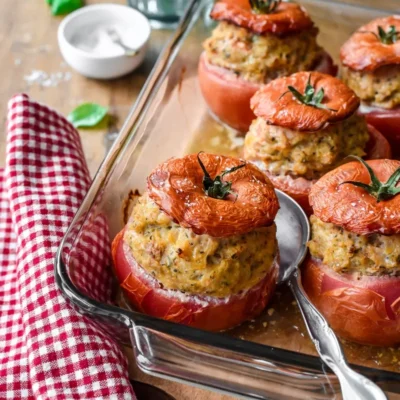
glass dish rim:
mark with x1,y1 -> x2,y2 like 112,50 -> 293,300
54,0 -> 400,387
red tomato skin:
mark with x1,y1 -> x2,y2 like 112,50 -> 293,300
198,52 -> 337,134
365,123 -> 392,160
112,230 -> 279,331
364,109 -> 400,158
302,257 -> 400,346
198,53 -> 260,134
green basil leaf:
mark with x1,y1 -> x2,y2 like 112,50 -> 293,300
46,0 -> 53,5
51,0 -> 83,15
67,103 -> 108,128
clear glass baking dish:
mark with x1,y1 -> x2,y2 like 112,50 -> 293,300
55,1 -> 400,398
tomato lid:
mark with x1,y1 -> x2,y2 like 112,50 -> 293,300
147,153 -> 279,237
251,71 -> 360,132
210,0 -> 314,35
310,159 -> 400,235
341,16 -> 400,72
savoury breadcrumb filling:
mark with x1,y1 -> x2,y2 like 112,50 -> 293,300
342,65 -> 400,109
244,113 -> 369,179
308,215 -> 400,276
203,22 -> 323,84
124,193 -> 278,297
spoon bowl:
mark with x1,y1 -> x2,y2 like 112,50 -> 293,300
275,190 -> 310,283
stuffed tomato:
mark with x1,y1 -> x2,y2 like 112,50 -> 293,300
340,16 -> 400,156
304,158 -> 400,346
112,153 -> 280,331
198,0 -> 337,134
243,71 -> 391,215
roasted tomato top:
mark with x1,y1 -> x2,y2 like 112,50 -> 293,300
341,16 -> 400,72
309,159 -> 400,235
147,153 -> 279,237
210,0 -> 314,35
251,71 -> 360,132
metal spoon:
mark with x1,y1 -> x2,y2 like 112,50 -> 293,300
275,190 -> 387,400
106,28 -> 139,56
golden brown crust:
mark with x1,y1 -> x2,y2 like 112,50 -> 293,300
210,0 -> 314,35
251,72 -> 360,132
147,153 -> 279,237
340,16 -> 400,72
309,159 -> 400,235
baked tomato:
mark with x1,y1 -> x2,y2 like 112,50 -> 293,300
309,159 -> 400,236
112,230 -> 279,331
302,258 -> 400,346
363,108 -> 400,157
264,124 -> 391,216
340,16 -> 400,157
198,52 -> 337,134
365,123 -> 392,160
305,159 -> 400,346
147,153 -> 279,237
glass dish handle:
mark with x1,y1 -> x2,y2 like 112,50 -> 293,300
288,271 -> 387,400
129,323 -> 339,400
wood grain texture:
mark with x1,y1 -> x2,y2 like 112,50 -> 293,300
0,1 -> 397,399
0,0 -> 165,176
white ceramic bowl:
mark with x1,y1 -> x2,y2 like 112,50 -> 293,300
58,4 -> 151,79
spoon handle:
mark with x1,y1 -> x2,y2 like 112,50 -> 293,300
288,272 -> 387,400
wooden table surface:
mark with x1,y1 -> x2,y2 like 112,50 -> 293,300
1,1 -> 399,399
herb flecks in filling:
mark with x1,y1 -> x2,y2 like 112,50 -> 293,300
203,22 -> 323,84
244,114 -> 368,179
308,215 -> 400,277
249,0 -> 281,14
197,152 -> 245,200
342,65 -> 400,109
125,194 -> 277,297
340,156 -> 400,202
280,74 -> 337,111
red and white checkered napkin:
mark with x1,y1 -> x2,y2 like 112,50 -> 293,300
0,94 -> 136,399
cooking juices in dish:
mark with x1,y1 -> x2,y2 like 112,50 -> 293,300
243,71 -> 391,214
341,16 -> 400,155
198,0 -> 337,133
304,158 -> 400,346
112,153 -> 280,331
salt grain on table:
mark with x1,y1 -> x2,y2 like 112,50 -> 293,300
25,44 -> 52,54
24,70 -> 71,88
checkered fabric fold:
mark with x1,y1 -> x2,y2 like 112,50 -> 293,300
0,94 -> 135,399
